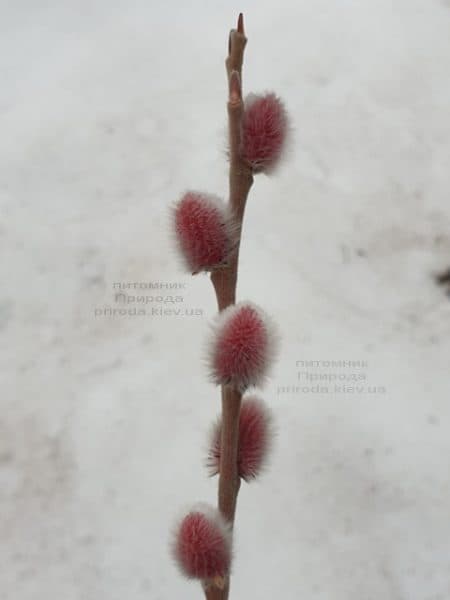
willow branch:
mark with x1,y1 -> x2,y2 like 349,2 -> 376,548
206,13 -> 253,600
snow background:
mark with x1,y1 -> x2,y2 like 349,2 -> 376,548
1,0 -> 450,598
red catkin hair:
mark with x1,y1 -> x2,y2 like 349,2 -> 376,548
241,92 -> 288,174
207,301 -> 278,391
173,191 -> 238,273
208,396 -> 273,482
172,505 -> 232,580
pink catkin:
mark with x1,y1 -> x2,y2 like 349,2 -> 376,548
172,508 -> 231,580
208,302 -> 277,391
241,93 -> 288,174
208,396 -> 273,482
174,191 -> 237,273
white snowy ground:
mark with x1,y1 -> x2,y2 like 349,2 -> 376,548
1,1 -> 450,598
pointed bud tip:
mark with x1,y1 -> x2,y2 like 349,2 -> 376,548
237,13 -> 244,34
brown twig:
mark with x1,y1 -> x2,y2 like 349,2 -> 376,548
206,13 -> 254,600
436,267 -> 450,286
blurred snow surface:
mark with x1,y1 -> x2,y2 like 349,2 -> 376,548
1,1 -> 450,599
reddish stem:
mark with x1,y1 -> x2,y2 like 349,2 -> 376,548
206,14 -> 253,600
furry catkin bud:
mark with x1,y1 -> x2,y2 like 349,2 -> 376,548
208,396 -> 273,482
172,505 -> 232,581
173,191 -> 238,273
207,301 -> 278,391
241,93 -> 288,174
